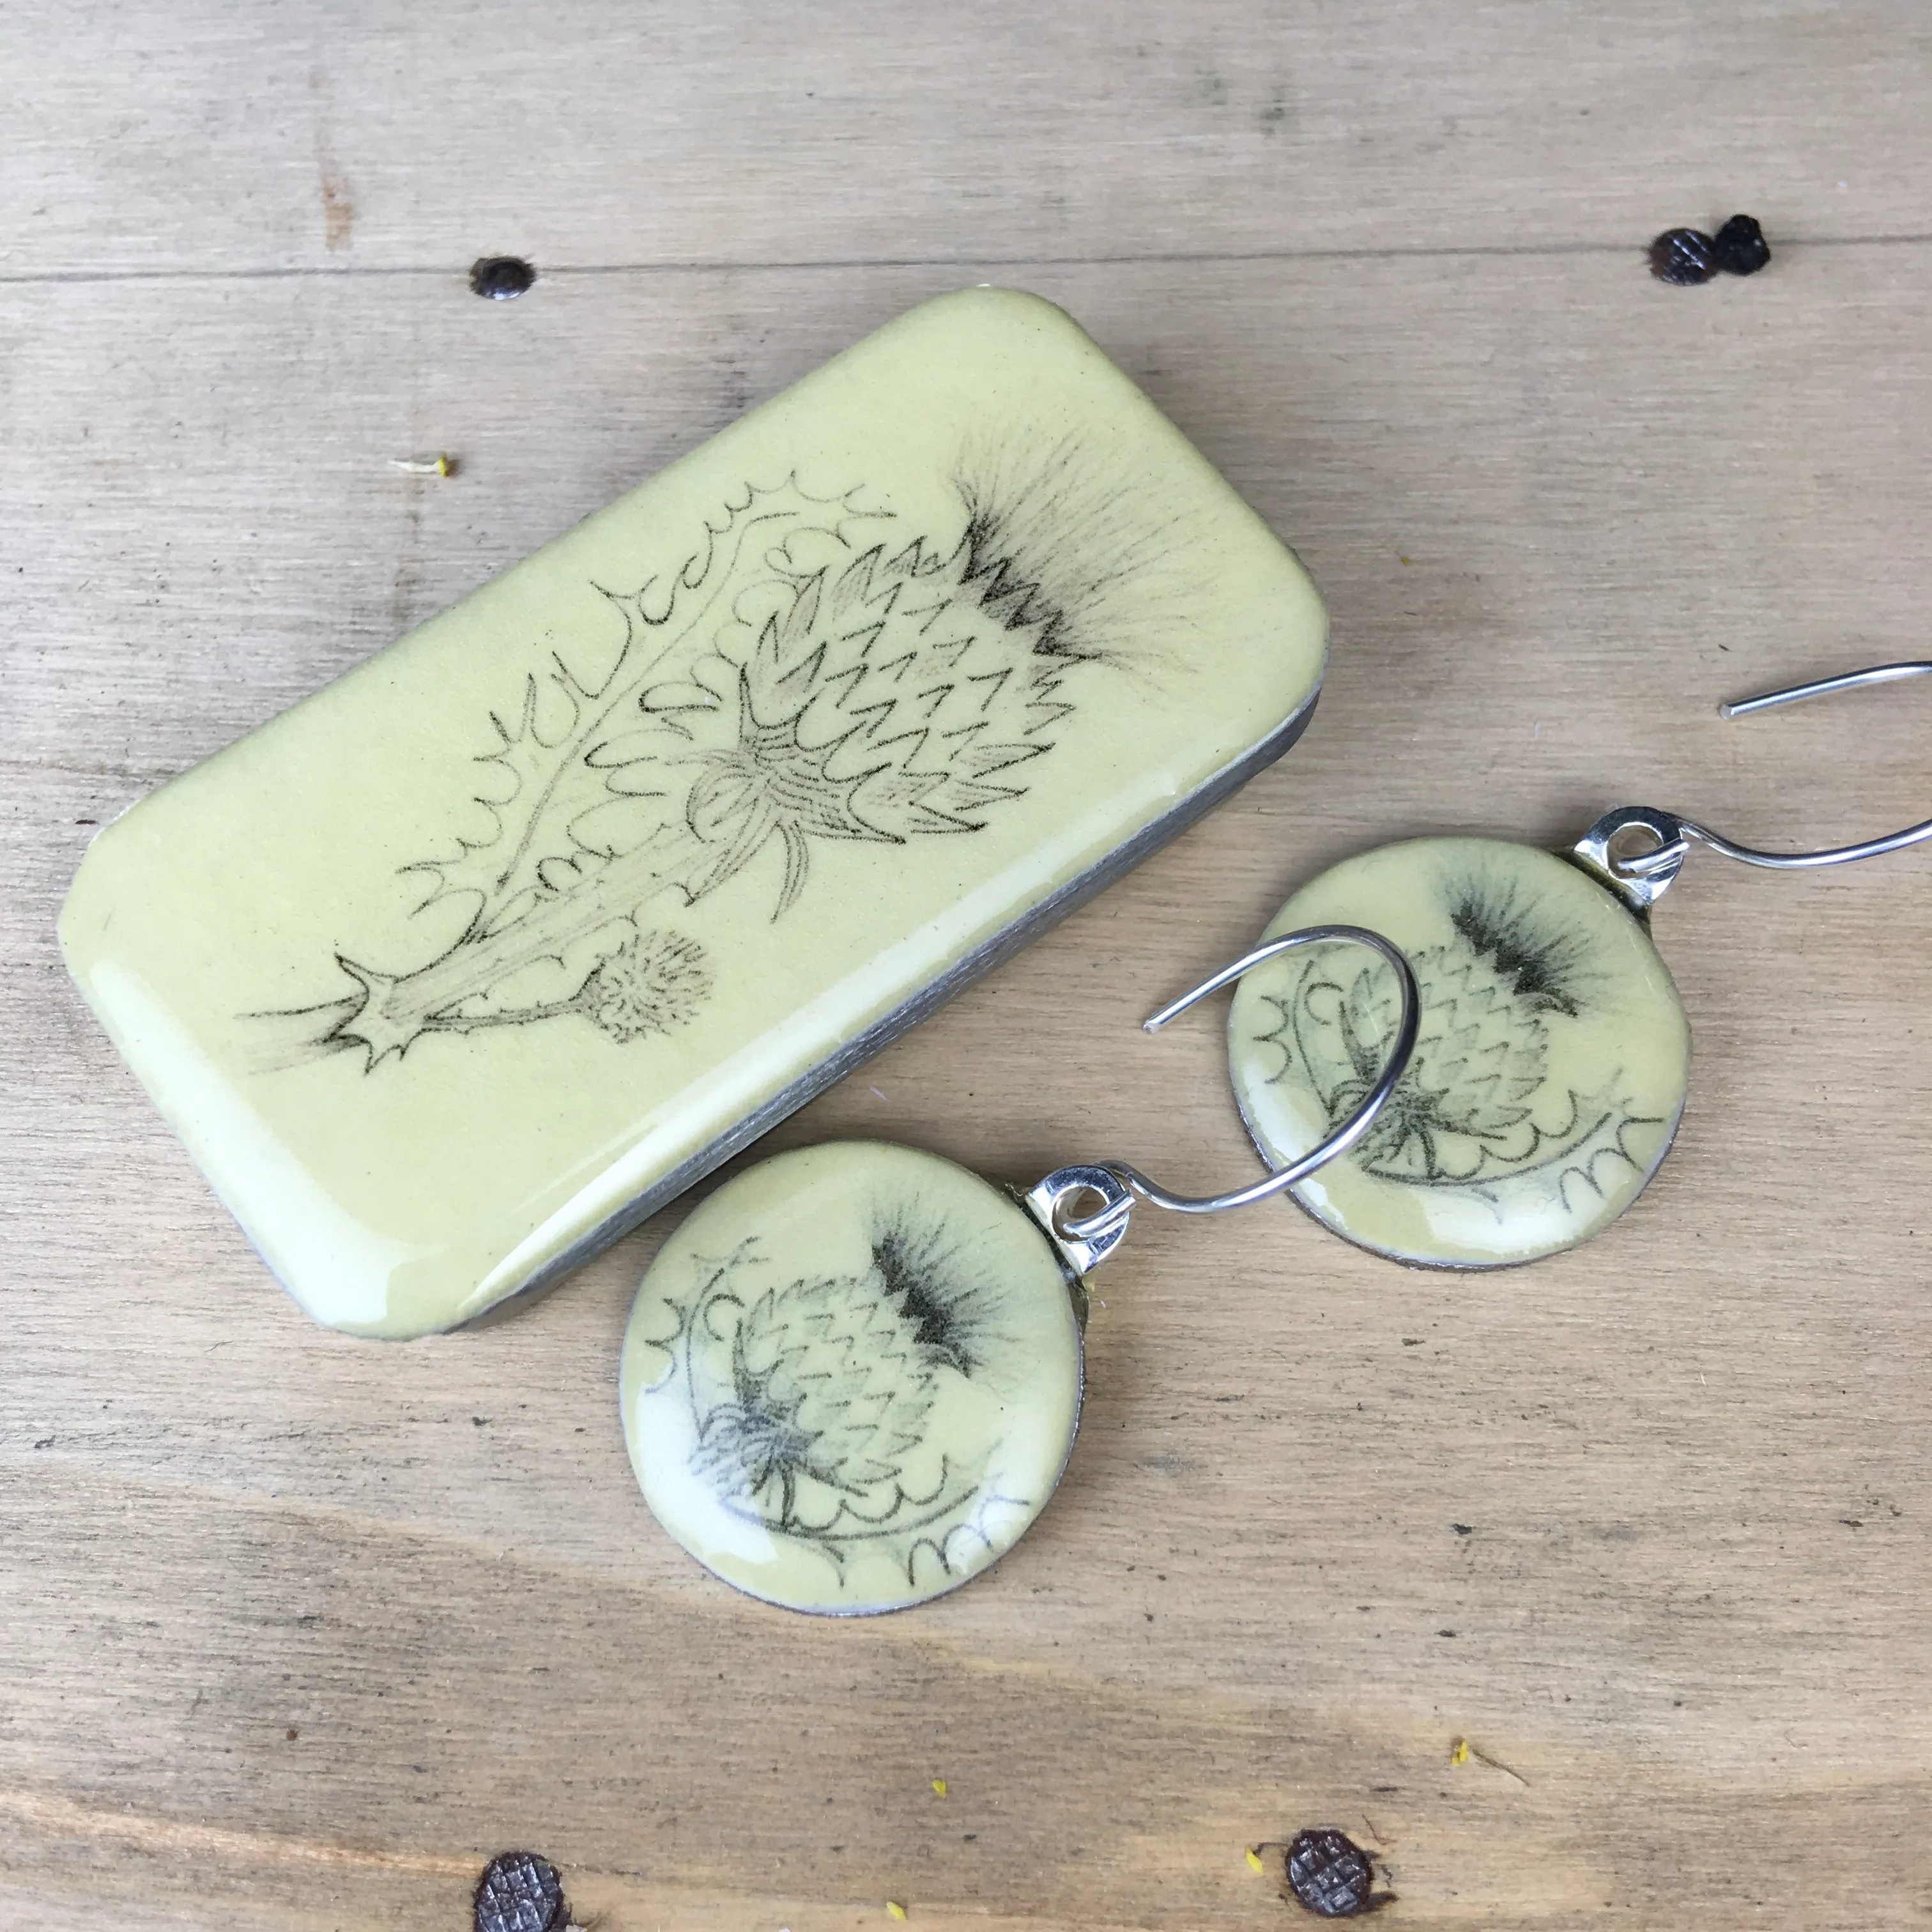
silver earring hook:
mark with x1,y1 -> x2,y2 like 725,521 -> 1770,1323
1021,926 -> 1420,1272
1572,661 -> 1932,911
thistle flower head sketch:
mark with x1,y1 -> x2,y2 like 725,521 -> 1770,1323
1260,873 -> 1651,1193
267,453 -> 1157,1070
662,1206 -> 1027,1570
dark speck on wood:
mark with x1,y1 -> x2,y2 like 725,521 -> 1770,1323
475,1851 -> 569,1932
470,256 -> 537,300
1649,216 -> 1768,284
1649,227 -> 1717,285
1713,213 -> 1771,275
1284,1828 -> 1386,1918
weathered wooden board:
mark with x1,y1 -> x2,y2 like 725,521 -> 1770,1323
3,5 -> 1930,1928
4,1 -> 1929,277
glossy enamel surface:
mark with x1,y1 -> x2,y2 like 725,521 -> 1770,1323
59,287 -> 1327,1336
621,1142 -> 1083,1614
1229,837 -> 1692,1268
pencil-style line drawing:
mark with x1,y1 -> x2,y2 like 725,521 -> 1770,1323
636,1203 -> 1032,1586
256,436 -> 1183,1071
1254,875 -> 1666,1209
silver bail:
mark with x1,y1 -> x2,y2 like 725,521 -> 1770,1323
1020,1164 -> 1134,1276
1570,806 -> 1691,912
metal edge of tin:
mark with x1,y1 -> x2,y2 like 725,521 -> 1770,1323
463,684 -> 1322,1327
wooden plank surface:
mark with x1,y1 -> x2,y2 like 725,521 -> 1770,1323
3,5 -> 1931,1928
5,1 -> 1931,274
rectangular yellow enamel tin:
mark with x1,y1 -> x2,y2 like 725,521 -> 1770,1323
59,288 -> 1326,1337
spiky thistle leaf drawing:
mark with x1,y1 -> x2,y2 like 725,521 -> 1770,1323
273,454 -> 1152,1070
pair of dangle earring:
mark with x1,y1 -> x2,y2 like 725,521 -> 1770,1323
620,661 -> 1926,1614
620,925 -> 1422,1616
1226,661 -> 1932,1269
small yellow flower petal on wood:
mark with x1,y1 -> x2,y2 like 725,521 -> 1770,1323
1450,1736 -> 1471,1765
931,1777 -> 947,1796
886,1903 -> 908,1920
1246,1847 -> 1266,1873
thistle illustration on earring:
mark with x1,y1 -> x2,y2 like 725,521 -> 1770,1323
1226,661 -> 1932,1270
620,926 -> 1419,1615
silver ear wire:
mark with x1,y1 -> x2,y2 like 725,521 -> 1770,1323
1023,925 -> 1420,1264
1572,661 -> 1932,912
1720,658 -> 1932,720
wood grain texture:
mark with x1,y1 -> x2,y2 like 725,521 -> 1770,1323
4,1 -> 1931,277
4,4 -> 1931,1927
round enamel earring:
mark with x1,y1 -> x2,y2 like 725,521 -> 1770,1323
620,925 -> 1419,1615
1225,661 -> 1932,1270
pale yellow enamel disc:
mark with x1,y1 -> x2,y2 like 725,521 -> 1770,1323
1228,837 -> 1692,1268
620,1141 -> 1084,1613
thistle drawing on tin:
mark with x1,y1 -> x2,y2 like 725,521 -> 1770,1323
264,439 -> 1174,1070
1253,877 -> 1668,1216
638,1206 -> 1033,1586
